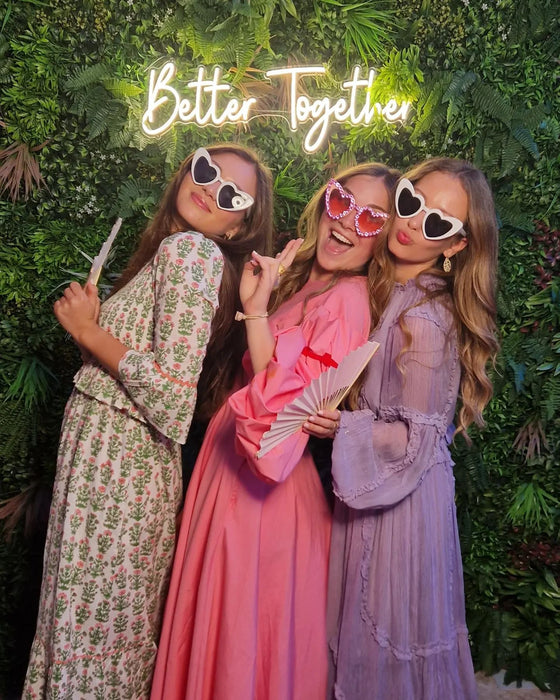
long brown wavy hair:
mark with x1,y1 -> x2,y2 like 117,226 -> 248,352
270,162 -> 401,315
111,143 -> 274,419
365,157 -> 499,434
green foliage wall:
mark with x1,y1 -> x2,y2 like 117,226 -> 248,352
1,0 -> 559,695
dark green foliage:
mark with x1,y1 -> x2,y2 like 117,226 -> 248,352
0,0 -> 559,695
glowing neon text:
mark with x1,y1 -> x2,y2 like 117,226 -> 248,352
142,63 -> 412,153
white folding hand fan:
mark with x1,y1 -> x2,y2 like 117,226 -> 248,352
257,340 -> 379,458
87,217 -> 123,285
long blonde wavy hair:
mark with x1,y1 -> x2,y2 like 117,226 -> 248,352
270,162 -> 401,314
365,157 -> 499,434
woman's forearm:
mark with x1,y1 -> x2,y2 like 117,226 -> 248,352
74,323 -> 129,377
244,316 -> 276,374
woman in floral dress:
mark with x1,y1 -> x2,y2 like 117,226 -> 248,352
24,144 -> 273,700
151,162 -> 400,700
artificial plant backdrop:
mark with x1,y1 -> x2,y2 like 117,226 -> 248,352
0,0 -> 559,696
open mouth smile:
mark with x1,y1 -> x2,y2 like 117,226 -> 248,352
330,229 -> 353,246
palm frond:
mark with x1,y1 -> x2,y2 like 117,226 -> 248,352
274,162 -> 309,203
512,419 -> 549,459
2,355 -> 56,410
0,140 -> 46,201
506,481 -> 559,533
369,46 -> 424,103
340,1 -> 398,63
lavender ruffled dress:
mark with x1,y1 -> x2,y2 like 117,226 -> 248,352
327,277 -> 477,700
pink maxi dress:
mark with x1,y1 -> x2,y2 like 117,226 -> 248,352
151,276 -> 371,700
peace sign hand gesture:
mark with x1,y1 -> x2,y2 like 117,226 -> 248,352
240,237 -> 303,316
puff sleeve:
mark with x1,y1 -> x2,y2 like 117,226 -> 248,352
229,278 -> 371,484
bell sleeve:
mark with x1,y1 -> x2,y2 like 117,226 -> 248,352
332,311 -> 458,509
229,279 -> 371,484
117,232 -> 223,444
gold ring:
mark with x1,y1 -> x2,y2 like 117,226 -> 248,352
278,263 -> 286,276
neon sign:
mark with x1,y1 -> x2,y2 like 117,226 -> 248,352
142,62 -> 412,153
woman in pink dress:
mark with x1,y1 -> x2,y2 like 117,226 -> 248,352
150,162 -> 400,700
321,158 -> 499,699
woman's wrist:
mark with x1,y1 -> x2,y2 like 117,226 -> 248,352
235,311 -> 269,321
74,321 -> 102,351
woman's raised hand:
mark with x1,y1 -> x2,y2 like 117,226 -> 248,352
54,282 -> 100,341
240,238 -> 303,316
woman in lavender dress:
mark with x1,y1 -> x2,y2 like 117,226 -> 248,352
320,158 -> 498,699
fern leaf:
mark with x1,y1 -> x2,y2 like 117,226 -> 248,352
470,82 -> 514,126
108,126 -> 132,150
511,123 -> 539,159
103,79 -> 143,99
443,70 -> 478,101
75,85 -> 110,117
540,377 -> 560,421
86,103 -> 112,140
519,104 -> 548,131
493,195 -> 535,232
411,79 -> 448,138
115,179 -> 160,218
158,127 -> 180,167
443,70 -> 477,121
508,358 -> 527,394
65,64 -> 111,91
473,132 -> 501,172
500,133 -> 524,176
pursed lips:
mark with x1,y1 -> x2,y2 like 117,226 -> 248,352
192,191 -> 212,212
396,230 -> 412,245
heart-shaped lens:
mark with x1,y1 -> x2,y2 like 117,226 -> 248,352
397,187 -> 422,217
193,155 -> 218,185
328,187 -> 353,217
357,208 -> 386,236
424,212 -> 453,239
217,184 -> 238,210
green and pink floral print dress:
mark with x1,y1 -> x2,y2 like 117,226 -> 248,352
24,231 -> 223,700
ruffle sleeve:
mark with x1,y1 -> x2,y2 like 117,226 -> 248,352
229,278 -> 371,484
117,232 -> 223,443
332,312 -> 459,509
